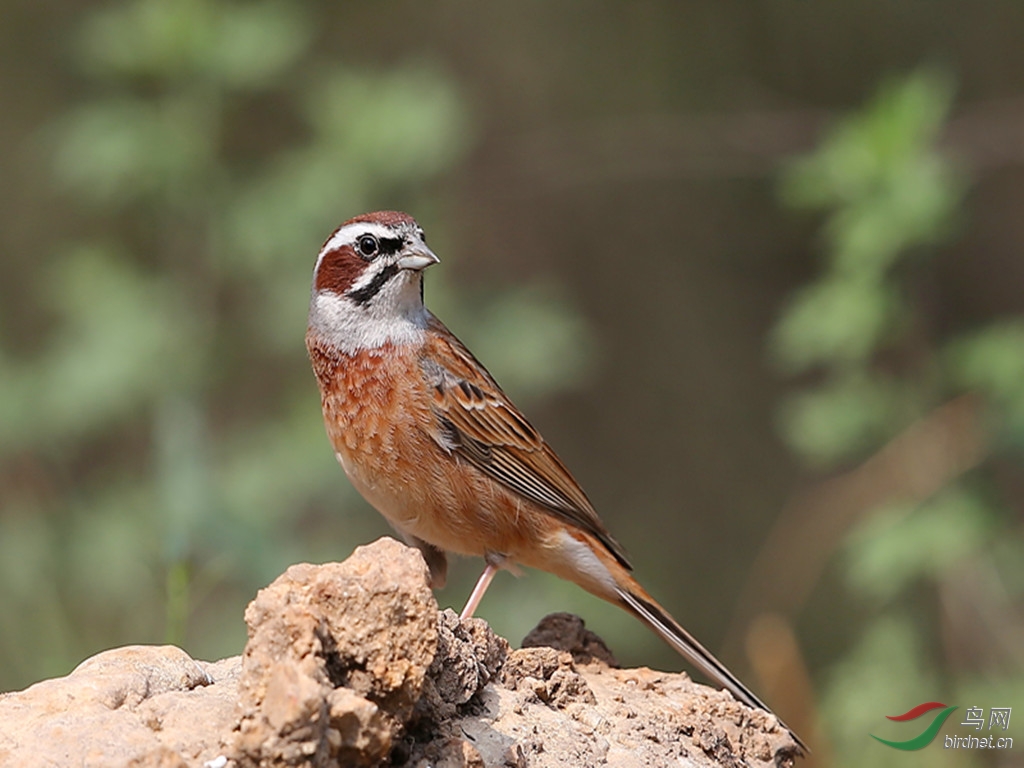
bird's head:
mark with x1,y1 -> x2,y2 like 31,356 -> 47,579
308,211 -> 439,352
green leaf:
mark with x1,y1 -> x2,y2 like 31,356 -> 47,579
79,0 -> 309,87
53,98 -> 215,205
772,277 -> 899,373
781,69 -> 956,211
0,245 -> 196,452
844,489 -> 992,601
226,65 -> 472,266
945,321 -> 1024,441
776,374 -> 905,466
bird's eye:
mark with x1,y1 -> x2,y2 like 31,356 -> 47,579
356,235 -> 379,259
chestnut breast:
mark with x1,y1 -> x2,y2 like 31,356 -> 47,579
306,334 -> 552,558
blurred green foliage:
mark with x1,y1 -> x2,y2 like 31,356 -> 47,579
0,0 -> 593,691
774,70 -> 1024,767
775,71 -> 963,467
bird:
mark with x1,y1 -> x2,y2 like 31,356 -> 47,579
305,210 -> 805,753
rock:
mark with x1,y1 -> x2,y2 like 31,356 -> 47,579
418,609 -> 509,721
502,646 -> 597,708
0,645 -> 236,768
232,537 -> 439,767
521,612 -> 619,667
0,537 -> 802,768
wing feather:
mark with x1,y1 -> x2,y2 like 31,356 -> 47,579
421,316 -> 631,569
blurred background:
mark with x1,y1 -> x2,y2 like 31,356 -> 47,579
2,2 -> 1023,766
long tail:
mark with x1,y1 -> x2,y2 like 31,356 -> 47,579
526,528 -> 807,752
617,579 -> 808,754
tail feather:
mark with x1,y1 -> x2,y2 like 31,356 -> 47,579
617,585 -> 808,754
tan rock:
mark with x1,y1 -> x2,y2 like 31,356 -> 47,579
521,611 -> 619,667
0,645 -> 235,767
0,537 -> 802,768
231,537 -> 438,767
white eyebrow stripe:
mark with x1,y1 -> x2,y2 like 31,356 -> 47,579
314,222 -> 399,274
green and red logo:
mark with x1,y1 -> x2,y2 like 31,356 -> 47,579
872,702 -> 959,750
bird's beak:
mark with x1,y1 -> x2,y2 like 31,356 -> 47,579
397,247 -> 440,272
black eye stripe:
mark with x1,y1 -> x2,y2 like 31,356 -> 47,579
354,234 -> 404,260
378,237 -> 404,256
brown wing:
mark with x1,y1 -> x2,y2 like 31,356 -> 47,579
420,315 -> 631,569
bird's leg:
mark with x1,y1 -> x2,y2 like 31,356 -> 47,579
459,565 -> 497,619
460,552 -> 506,619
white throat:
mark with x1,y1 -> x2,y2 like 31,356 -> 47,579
308,270 -> 429,354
